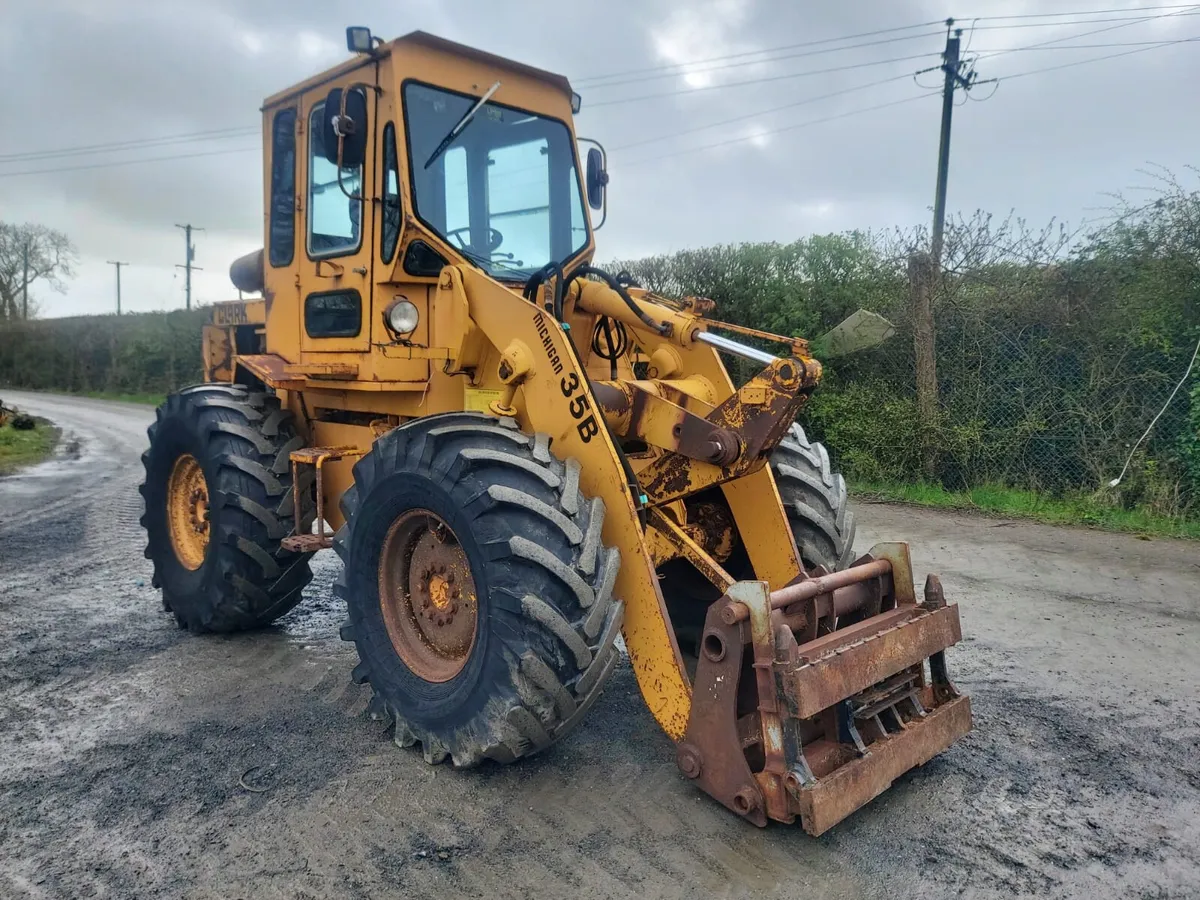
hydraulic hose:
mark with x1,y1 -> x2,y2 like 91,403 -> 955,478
522,262 -> 566,321
522,262 -> 648,526
568,265 -> 669,336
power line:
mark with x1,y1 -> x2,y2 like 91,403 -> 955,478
584,5 -> 1194,108
981,6 -> 1199,56
572,19 -> 945,85
572,6 -> 1197,90
620,92 -> 939,169
587,52 -> 940,108
632,19 -> 1169,151
4,8 -> 1194,180
611,72 -> 920,152
0,126 -> 258,163
992,35 -> 1198,79
966,10 -> 1200,30
13,6 -> 1192,170
578,29 -> 945,90
619,24 -> 1191,168
973,37 -> 1200,50
4,5 -> 1192,170
965,3 -> 1199,21
0,145 -> 257,178
969,6 -> 1199,66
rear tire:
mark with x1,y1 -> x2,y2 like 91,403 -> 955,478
770,422 -> 857,571
139,383 -> 315,632
335,412 -> 624,767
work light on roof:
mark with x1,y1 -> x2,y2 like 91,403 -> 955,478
346,26 -> 373,53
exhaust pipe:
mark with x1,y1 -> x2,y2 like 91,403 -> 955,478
230,248 -> 265,295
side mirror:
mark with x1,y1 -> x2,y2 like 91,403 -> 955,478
585,147 -> 608,211
321,87 -> 368,169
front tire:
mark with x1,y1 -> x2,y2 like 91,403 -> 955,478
335,412 -> 624,767
139,384 -> 315,632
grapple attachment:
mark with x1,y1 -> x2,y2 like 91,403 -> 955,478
676,543 -> 971,834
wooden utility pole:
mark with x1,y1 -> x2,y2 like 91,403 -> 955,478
910,252 -> 939,479
912,20 -> 979,479
175,224 -> 204,310
21,238 -> 29,320
931,24 -> 964,263
107,260 -> 128,315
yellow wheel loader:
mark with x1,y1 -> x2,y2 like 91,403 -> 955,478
140,27 -> 971,834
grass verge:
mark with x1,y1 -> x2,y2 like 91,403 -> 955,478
0,420 -> 60,475
76,390 -> 164,406
1,387 -> 165,406
855,481 -> 1200,541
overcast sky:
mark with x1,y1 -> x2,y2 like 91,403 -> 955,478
2,0 -> 1197,317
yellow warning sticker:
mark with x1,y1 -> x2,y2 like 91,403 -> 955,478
464,387 -> 503,413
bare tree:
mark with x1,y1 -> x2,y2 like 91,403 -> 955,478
0,222 -> 79,321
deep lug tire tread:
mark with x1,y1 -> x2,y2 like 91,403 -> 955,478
335,412 -> 624,768
139,383 -> 315,632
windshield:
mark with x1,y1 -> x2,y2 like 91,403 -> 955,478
403,82 -> 588,279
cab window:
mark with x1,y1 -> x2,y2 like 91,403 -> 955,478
380,123 -> 402,263
308,96 -> 364,258
269,108 -> 297,267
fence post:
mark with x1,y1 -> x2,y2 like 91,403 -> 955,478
909,252 -> 940,480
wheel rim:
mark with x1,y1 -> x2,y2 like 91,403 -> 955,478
378,509 -> 479,683
166,453 -> 209,571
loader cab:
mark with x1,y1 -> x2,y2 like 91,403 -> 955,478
258,29 -> 596,382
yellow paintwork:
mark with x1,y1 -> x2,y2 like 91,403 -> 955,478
450,266 -> 696,732
206,30 -> 825,741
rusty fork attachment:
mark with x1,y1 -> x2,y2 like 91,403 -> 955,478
676,543 -> 972,835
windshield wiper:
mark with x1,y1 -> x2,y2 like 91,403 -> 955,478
455,244 -> 525,273
423,81 -> 501,170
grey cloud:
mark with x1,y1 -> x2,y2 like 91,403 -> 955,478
1,0 -> 1197,314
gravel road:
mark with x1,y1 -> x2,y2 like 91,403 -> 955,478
1,390 -> 1198,900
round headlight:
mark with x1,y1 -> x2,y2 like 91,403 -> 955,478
386,299 -> 419,335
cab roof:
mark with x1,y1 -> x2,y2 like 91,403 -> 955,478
262,30 -> 574,109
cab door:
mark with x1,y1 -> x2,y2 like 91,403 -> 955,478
298,74 -> 377,356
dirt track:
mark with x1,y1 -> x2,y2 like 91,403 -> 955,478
1,390 -> 1197,900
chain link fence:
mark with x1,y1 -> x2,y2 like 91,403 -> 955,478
617,195 -> 1200,522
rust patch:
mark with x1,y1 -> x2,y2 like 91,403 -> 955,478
236,353 -> 305,390
678,593 -> 767,826
678,543 -> 972,833
639,356 -> 819,505
689,501 -> 735,562
594,380 -> 740,466
786,605 -> 962,719
791,696 -> 973,836
722,556 -> 893,625
647,509 -> 734,592
281,445 -> 366,553
379,508 -> 479,682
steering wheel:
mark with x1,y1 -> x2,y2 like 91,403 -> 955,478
445,226 -> 504,254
